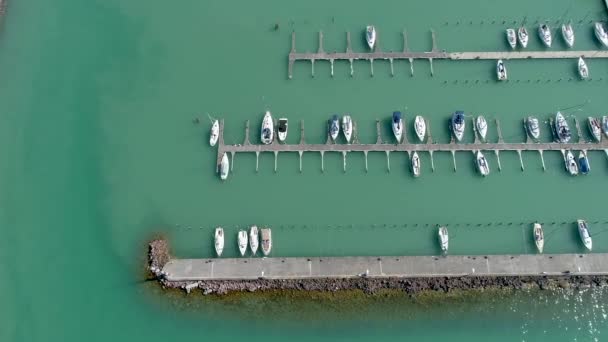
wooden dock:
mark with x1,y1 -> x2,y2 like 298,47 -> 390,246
287,31 -> 608,78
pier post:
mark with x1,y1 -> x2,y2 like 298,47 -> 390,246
496,119 -> 504,143
311,59 -> 315,77
429,58 -> 434,76
320,151 -> 325,172
451,151 -> 457,171
495,150 -> 502,171
539,150 -> 546,171
274,151 -> 278,172
255,151 -> 260,172
288,31 -> 296,79
364,151 -> 369,172
376,120 -> 383,144
427,120 -> 433,144
472,117 -> 480,144
300,120 -> 305,144
431,29 -> 438,52
346,32 -> 354,76
386,151 -> 391,172
409,58 -> 414,76
299,151 -> 303,172
244,120 -> 251,145
370,59 -> 374,76
230,152 -> 235,172
343,151 -> 347,172
402,30 -> 409,52
330,59 -> 334,77
430,151 -> 435,172
318,31 -> 324,54
517,150 -> 524,171
574,117 -> 584,143
402,117 -> 408,144
389,58 -> 394,76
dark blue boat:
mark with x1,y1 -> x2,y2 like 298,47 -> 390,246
579,151 -> 590,175
451,110 -> 466,141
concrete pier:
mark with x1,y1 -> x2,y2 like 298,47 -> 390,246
162,253 -> 608,281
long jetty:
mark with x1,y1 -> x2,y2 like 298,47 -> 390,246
287,31 -> 608,78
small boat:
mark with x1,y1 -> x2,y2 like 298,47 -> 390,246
414,115 -> 426,142
594,22 -> 608,47
577,219 -> 592,251
249,225 -> 259,255
329,115 -> 340,141
392,111 -> 403,143
533,223 -> 544,254
476,151 -> 490,176
438,226 -> 449,253
366,25 -> 376,50
342,115 -> 353,143
496,59 -> 507,81
578,57 -> 589,80
476,115 -> 488,141
526,116 -> 541,140
210,120 -> 219,146
603,116 -> 608,138
214,227 -> 224,257
561,23 -> 575,48
579,151 -> 590,175
411,151 -> 421,177
219,152 -> 229,181
451,111 -> 466,142
238,230 -> 248,256
588,117 -> 602,142
518,26 -> 529,48
506,28 -> 517,49
538,24 -> 552,47
277,118 -> 288,143
565,150 -> 578,175
261,111 -> 274,144
261,228 -> 272,256
555,111 -> 571,143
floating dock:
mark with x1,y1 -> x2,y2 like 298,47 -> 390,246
162,253 -> 608,281
287,31 -> 608,78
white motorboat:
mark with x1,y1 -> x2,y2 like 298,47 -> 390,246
438,226 -> 449,253
594,22 -> 608,47
577,219 -> 592,251
476,115 -> 488,141
561,23 -> 574,48
411,151 -> 421,177
342,115 -> 353,143
414,115 -> 426,142
238,230 -> 248,256
366,25 -> 376,50
261,228 -> 272,256
392,111 -> 403,143
602,116 -> 608,138
588,117 -> 602,142
538,24 -> 552,47
249,225 -> 259,255
579,151 -> 590,175
476,151 -> 490,176
277,118 -> 288,143
526,116 -> 540,141
496,59 -> 507,81
261,111 -> 274,144
578,57 -> 589,80
518,26 -> 529,48
214,227 -> 224,257
565,150 -> 578,175
506,28 -> 517,49
219,152 -> 229,181
533,223 -> 544,254
329,115 -> 340,141
451,111 -> 466,142
555,111 -> 571,143
210,120 -> 219,146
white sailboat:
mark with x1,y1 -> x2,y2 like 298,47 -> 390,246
392,111 -> 403,143
452,111 -> 466,142
595,22 -> 608,47
578,57 -> 589,80
577,219 -> 592,251
518,27 -> 529,48
555,111 -> 571,143
342,115 -> 353,143
249,225 -> 259,255
602,116 -> 608,138
506,28 -> 517,49
219,152 -> 229,181
561,23 -> 575,48
588,117 -> 602,142
214,227 -> 224,257
329,115 -> 340,141
476,151 -> 490,176
476,115 -> 488,141
414,115 -> 426,142
209,120 -> 219,146
438,226 -> 449,253
526,116 -> 540,140
533,223 -> 544,254
238,230 -> 248,256
411,151 -> 421,177
538,24 -> 552,47
277,118 -> 288,143
565,150 -> 578,175
496,59 -> 507,81
261,111 -> 274,144
261,228 -> 272,256
366,25 -> 377,50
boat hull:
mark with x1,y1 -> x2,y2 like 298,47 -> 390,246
238,231 -> 248,256
577,220 -> 593,251
210,120 -> 219,146
518,27 -> 529,48
261,111 -> 274,144
595,22 -> 608,47
366,26 -> 376,50
249,226 -> 259,255
555,112 -> 571,143
219,153 -> 229,180
496,59 -> 507,81
261,228 -> 272,256
438,226 -> 449,252
476,151 -> 490,176
533,223 -> 544,254
476,116 -> 487,141
562,24 -> 575,47
578,57 -> 589,79
539,25 -> 552,47
451,111 -> 466,142
414,116 -> 426,142
215,228 -> 224,257
329,116 -> 340,141
565,151 -> 578,175
506,29 -> 517,49
277,118 -> 288,143
526,117 -> 540,140
392,112 -> 403,143
579,151 -> 590,174
588,117 -> 601,142
411,152 -> 421,177
342,115 -> 353,143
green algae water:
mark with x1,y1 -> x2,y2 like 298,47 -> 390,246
2,0 -> 608,340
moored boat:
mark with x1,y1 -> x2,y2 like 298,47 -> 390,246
561,23 -> 575,47
476,115 -> 488,141
414,115 -> 426,142
366,25 -> 376,50
277,118 -> 288,143
219,152 -> 229,181
342,115 -> 353,143
214,227 -> 224,257
249,225 -> 259,255
603,116 -> 608,138
518,26 -> 529,48
538,24 -> 552,47
526,116 -> 540,140
579,151 -> 590,175
329,114 -> 340,141
438,226 -> 449,253
565,150 -> 578,175
555,111 -> 571,143
578,57 -> 589,79
210,120 -> 219,146
451,111 -> 466,142
476,151 -> 490,176
238,230 -> 248,256
496,59 -> 507,81
411,151 -> 421,177
261,228 -> 272,256
595,22 -> 608,47
588,117 -> 601,142
261,111 -> 274,144
506,28 -> 517,49
533,223 -> 544,254
392,111 -> 403,143
577,219 -> 592,251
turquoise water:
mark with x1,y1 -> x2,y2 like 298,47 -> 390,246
2,0 -> 608,340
